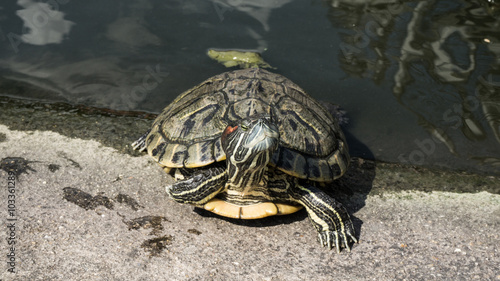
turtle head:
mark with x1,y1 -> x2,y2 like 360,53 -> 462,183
221,115 -> 279,187
222,115 -> 279,159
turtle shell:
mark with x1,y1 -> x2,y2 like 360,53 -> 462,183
145,68 -> 349,182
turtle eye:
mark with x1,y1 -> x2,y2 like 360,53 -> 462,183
240,120 -> 251,131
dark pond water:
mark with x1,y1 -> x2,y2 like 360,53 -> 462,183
1,0 -> 499,175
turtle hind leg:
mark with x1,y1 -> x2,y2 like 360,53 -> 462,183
290,184 -> 357,253
131,129 -> 151,152
167,165 -> 228,206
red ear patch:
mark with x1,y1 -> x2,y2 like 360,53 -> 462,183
221,125 -> 238,143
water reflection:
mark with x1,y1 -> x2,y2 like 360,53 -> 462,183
213,0 -> 292,31
326,0 -> 500,171
0,0 -> 292,110
0,0 -> 169,110
0,0 -> 498,174
16,0 -> 73,46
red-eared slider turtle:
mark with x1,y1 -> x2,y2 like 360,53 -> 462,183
133,68 -> 357,252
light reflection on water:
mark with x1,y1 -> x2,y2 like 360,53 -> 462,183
0,0 -> 499,175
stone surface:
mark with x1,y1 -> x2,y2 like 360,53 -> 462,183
0,113 -> 499,280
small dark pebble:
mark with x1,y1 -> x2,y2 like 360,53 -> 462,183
48,164 -> 60,172
187,229 -> 202,235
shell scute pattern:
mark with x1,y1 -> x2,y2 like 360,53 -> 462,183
145,68 -> 348,181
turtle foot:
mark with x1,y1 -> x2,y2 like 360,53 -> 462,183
317,226 -> 358,253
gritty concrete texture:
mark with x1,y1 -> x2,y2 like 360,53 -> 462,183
0,117 -> 500,280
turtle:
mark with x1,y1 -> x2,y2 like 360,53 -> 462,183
132,68 -> 357,252
207,49 -> 273,69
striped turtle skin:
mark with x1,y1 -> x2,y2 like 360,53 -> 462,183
133,68 -> 357,252
142,68 -> 349,182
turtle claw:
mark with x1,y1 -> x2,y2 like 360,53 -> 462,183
317,228 -> 357,253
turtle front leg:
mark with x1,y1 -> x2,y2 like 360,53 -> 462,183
290,184 -> 357,253
166,165 -> 228,206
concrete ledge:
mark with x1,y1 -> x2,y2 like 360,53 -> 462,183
1,123 -> 499,280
